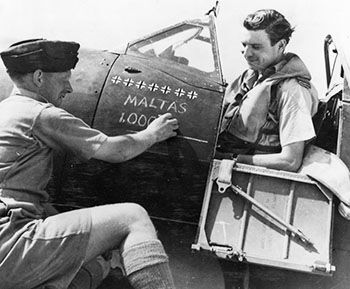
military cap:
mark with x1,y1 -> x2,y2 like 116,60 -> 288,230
0,39 -> 80,73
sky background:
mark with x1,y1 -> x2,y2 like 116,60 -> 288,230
0,0 -> 347,95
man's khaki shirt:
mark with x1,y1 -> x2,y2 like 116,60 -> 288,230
0,88 -> 107,206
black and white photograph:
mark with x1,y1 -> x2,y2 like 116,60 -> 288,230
0,0 -> 348,288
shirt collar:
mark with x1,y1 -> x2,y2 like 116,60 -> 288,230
11,86 -> 49,103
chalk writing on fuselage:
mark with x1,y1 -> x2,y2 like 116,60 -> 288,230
123,95 -> 188,114
111,75 -> 197,128
119,94 -> 188,127
118,112 -> 157,127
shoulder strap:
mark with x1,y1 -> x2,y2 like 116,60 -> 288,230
267,83 -> 279,124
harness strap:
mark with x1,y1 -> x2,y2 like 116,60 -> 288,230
216,159 -> 236,193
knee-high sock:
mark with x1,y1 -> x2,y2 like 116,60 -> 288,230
121,239 -> 176,289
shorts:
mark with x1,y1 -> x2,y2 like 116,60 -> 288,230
0,206 -> 92,289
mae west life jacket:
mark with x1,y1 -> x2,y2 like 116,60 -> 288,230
218,53 -> 314,155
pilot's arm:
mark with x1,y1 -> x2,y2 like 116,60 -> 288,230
237,141 -> 304,172
93,113 -> 178,163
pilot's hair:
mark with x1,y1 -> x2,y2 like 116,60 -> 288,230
243,9 -> 294,45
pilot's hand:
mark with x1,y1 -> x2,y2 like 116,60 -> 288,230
147,113 -> 178,142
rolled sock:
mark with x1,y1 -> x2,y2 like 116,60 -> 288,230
122,239 -> 176,289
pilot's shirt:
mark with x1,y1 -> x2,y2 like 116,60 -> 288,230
264,78 -> 318,147
0,88 -> 107,206
219,54 -> 319,154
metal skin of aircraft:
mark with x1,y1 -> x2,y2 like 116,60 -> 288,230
0,8 -> 350,289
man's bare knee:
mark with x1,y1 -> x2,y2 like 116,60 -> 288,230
121,203 -> 156,238
85,203 -> 157,259
108,203 -> 158,250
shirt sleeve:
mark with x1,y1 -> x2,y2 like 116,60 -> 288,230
33,105 -> 108,160
277,80 -> 317,147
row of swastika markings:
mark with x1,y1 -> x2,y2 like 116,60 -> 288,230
111,75 -> 198,100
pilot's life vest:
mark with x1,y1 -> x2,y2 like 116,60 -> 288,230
219,53 -> 314,154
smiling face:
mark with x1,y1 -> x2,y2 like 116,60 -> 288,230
40,70 -> 73,106
241,29 -> 284,73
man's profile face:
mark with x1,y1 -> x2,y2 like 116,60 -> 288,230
40,70 -> 73,107
241,29 -> 282,72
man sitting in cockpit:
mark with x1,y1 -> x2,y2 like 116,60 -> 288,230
216,9 -> 319,172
